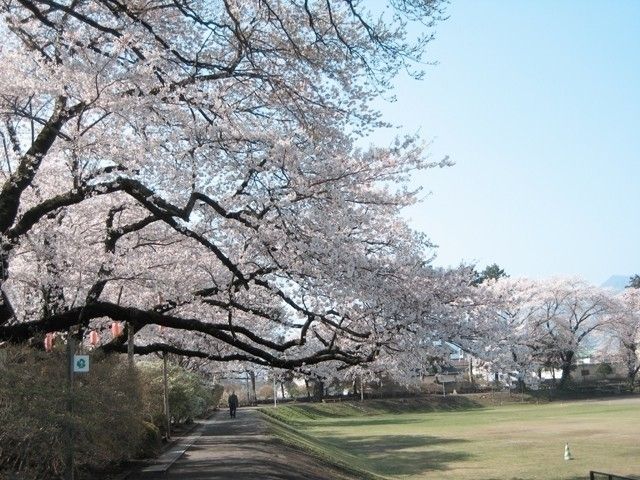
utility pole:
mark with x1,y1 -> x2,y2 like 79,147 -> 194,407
163,352 -> 171,439
158,291 -> 170,439
245,371 -> 251,404
249,370 -> 256,404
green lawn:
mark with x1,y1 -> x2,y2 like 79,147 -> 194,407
262,396 -> 640,480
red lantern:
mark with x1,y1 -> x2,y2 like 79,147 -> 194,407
44,332 -> 54,352
89,330 -> 100,346
111,322 -> 124,338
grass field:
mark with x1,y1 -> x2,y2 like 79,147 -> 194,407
262,395 -> 640,480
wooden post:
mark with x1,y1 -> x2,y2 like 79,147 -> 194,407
127,323 -> 135,367
65,332 -> 76,480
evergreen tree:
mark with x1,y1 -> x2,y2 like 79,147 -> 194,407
627,275 -> 640,289
473,263 -> 508,285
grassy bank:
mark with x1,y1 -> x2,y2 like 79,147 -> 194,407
262,393 -> 541,423
261,395 -> 640,480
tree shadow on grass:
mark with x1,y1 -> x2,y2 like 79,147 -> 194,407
281,396 -> 486,421
316,416 -> 424,428
320,433 -> 473,477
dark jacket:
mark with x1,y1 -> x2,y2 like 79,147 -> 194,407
228,393 -> 239,407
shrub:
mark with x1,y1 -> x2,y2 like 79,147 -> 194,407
211,384 -> 225,408
596,363 -> 614,378
0,344 -> 146,479
257,384 -> 274,400
0,346 -> 221,479
136,422 -> 162,458
137,359 -> 219,431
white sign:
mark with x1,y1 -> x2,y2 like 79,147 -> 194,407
73,355 -> 90,373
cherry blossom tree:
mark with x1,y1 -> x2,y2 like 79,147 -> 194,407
0,0 -> 465,375
476,277 -> 620,389
480,277 -> 543,386
529,278 -> 614,388
607,289 -> 640,390
326,266 -> 484,384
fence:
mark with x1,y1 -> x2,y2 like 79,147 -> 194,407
590,471 -> 638,480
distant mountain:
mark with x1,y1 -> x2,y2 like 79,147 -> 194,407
601,275 -> 631,291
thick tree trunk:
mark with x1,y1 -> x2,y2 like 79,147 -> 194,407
558,351 -> 574,389
628,366 -> 639,392
624,345 -> 638,392
313,380 -> 324,401
0,263 -> 16,325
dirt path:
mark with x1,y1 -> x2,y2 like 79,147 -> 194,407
134,408 -> 358,480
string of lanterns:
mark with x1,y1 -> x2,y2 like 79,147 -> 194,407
43,323 -> 169,351
43,292 -> 167,351
43,322 -> 127,352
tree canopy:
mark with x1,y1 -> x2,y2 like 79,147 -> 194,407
0,1 -> 472,374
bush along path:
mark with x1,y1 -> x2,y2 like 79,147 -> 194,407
131,408 -> 356,480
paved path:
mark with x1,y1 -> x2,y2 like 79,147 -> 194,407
133,409 -> 357,480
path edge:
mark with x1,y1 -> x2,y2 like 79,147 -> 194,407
258,409 -> 386,480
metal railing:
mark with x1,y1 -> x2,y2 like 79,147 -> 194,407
590,471 -> 637,480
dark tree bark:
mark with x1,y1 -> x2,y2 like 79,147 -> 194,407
313,380 -> 325,401
558,351 -> 575,389
304,379 -> 311,400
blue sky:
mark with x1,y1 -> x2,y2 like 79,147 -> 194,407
373,1 -> 640,285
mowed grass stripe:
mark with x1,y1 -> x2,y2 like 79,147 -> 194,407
262,396 -> 640,480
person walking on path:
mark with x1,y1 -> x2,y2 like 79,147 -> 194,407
228,391 -> 239,418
